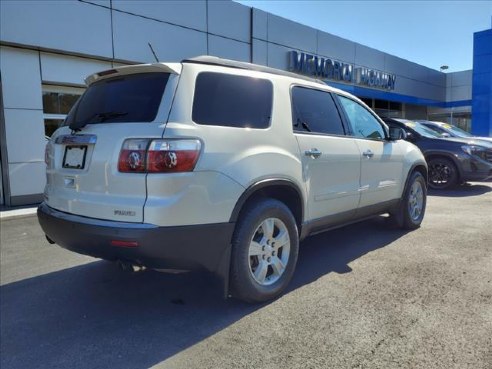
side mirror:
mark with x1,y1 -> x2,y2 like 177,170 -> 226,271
441,133 -> 451,138
389,127 -> 407,141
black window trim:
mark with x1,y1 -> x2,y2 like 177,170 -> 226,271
289,84 -> 351,138
191,71 -> 274,130
334,93 -> 390,141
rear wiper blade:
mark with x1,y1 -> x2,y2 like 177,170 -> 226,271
70,111 -> 128,130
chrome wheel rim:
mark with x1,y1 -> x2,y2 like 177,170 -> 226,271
408,180 -> 424,221
429,162 -> 452,187
248,218 -> 291,286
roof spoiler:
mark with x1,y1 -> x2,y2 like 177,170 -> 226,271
85,63 -> 182,86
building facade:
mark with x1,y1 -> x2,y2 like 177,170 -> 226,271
0,0 -> 490,206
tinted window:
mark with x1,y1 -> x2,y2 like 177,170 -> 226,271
192,72 -> 273,128
66,73 -> 169,127
292,87 -> 345,135
338,96 -> 385,140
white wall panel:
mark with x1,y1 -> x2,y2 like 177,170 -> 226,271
41,53 -> 112,86
80,0 -> 110,7
252,39 -> 268,65
450,85 -> 472,101
385,55 -> 427,82
446,87 -> 452,101
0,0 -> 112,58
252,8 -> 268,40
112,0 -> 207,32
355,44 -> 385,71
267,14 -> 317,53
208,1 -> 250,43
8,162 -> 46,197
267,43 -> 295,70
208,36 -> 249,62
317,32 -> 355,64
0,47 -> 42,110
4,109 -> 45,163
426,69 -> 446,88
113,11 -> 207,63
449,70 -> 472,86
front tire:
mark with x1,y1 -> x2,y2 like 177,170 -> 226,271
391,171 -> 427,230
230,198 -> 299,303
428,157 -> 458,190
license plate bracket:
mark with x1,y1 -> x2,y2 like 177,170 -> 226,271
63,145 -> 87,169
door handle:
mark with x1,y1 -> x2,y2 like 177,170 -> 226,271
305,148 -> 322,159
362,150 -> 374,158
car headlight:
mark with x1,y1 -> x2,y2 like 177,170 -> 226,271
461,145 -> 487,159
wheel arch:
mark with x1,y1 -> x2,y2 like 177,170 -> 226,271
425,151 -> 462,181
229,179 -> 304,233
409,162 -> 428,184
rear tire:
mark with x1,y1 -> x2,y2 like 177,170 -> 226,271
230,198 -> 299,303
390,171 -> 427,230
428,157 -> 458,190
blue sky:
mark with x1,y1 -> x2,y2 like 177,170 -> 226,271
236,0 -> 492,72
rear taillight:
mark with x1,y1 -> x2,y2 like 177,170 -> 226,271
118,139 -> 201,173
118,139 -> 148,172
147,140 -> 201,173
45,142 -> 52,166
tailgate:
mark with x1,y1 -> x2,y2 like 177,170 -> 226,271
45,124 -> 164,223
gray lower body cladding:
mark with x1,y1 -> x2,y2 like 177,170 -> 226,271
37,203 -> 234,277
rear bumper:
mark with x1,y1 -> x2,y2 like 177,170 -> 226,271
37,203 -> 234,276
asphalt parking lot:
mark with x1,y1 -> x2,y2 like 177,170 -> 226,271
1,183 -> 491,369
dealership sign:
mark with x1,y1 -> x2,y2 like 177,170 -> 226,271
288,51 -> 396,91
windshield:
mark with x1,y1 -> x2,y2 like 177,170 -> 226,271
401,121 -> 443,138
441,123 -> 473,138
66,72 -> 170,130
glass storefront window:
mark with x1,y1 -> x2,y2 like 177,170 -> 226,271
42,85 -> 84,137
428,113 -> 472,132
44,119 -> 65,137
358,97 -> 403,119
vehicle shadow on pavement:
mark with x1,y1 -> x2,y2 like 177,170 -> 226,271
0,217 -> 406,369
428,183 -> 492,198
290,216 -> 405,290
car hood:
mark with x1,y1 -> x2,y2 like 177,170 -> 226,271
438,136 -> 492,149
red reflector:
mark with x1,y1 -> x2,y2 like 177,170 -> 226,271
110,240 -> 139,248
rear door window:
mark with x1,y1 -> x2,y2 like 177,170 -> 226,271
192,72 -> 273,129
65,72 -> 169,127
291,86 -> 345,135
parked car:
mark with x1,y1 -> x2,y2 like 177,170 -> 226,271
418,120 -> 492,144
383,118 -> 492,189
38,56 -> 428,302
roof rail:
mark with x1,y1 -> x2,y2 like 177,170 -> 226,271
182,55 -> 326,85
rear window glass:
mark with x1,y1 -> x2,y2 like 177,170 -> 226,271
65,72 -> 169,126
192,72 -> 273,129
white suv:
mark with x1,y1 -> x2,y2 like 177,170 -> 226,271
38,56 -> 427,302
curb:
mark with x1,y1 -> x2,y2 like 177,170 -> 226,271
0,208 -> 38,220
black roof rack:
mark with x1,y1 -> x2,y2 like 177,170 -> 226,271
182,55 -> 326,85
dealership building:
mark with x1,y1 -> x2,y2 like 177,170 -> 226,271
0,0 -> 491,206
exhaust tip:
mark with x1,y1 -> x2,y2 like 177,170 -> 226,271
117,260 -> 145,273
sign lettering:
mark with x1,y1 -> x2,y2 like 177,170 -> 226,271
288,51 -> 396,91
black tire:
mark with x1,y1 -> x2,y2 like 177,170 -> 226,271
428,157 -> 458,190
229,198 -> 299,303
390,171 -> 427,230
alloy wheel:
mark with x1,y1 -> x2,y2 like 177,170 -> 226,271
248,218 -> 291,286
